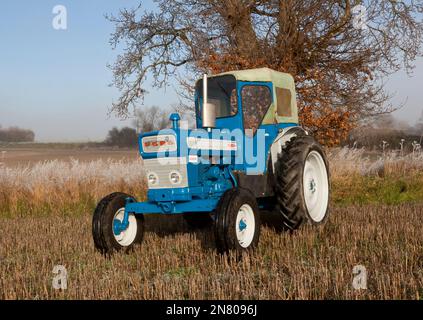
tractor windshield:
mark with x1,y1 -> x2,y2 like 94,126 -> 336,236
196,75 -> 238,118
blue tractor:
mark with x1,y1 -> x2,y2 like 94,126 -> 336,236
92,68 -> 330,254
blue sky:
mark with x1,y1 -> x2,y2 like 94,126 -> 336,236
0,0 -> 178,142
0,1 -> 422,142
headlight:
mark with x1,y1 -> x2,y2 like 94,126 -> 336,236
147,172 -> 159,186
169,171 -> 182,185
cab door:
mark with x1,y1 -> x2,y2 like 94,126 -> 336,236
238,81 -> 274,175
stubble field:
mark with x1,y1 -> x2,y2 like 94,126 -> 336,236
0,146 -> 422,299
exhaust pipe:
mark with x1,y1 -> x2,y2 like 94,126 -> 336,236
202,74 -> 216,128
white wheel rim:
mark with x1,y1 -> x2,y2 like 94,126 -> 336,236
235,204 -> 255,248
303,150 -> 329,223
113,208 -> 138,247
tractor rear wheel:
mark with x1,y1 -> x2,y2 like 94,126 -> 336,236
273,135 -> 330,231
92,192 -> 144,254
214,188 -> 261,254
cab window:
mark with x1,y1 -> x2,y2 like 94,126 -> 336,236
276,87 -> 292,117
196,75 -> 238,118
241,85 -> 272,134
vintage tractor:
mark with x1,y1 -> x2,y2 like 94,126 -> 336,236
92,68 -> 329,254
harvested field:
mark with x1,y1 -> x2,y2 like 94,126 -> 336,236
0,204 -> 422,299
0,147 -> 137,167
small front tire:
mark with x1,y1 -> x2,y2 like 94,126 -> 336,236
214,188 -> 261,254
92,192 -> 144,254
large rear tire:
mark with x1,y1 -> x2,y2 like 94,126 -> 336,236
214,188 -> 261,254
273,135 -> 330,230
92,192 -> 144,254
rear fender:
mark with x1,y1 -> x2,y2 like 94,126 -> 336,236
269,126 -> 307,172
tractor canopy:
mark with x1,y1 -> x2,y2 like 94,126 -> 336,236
209,67 -> 298,125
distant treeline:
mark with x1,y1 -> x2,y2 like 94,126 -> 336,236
105,127 -> 138,148
344,114 -> 423,151
345,128 -> 422,151
0,126 -> 35,143
105,106 -> 170,148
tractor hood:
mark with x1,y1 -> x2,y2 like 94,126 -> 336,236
139,128 -> 239,160
138,127 -> 239,193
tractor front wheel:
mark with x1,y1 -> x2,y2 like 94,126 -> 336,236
92,192 -> 144,254
214,188 -> 261,254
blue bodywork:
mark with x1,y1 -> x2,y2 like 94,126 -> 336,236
115,79 -> 298,235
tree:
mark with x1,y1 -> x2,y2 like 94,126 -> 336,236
133,106 -> 170,133
108,0 -> 423,145
0,126 -> 35,143
105,127 -> 138,148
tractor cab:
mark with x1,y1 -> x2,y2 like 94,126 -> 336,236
195,68 -> 299,135
193,68 -> 300,175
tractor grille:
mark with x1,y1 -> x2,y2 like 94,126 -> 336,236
143,157 -> 188,189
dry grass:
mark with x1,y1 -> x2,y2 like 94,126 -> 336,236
0,204 -> 422,299
0,159 -> 147,217
1,148 -> 422,214
329,147 -> 423,177
329,148 -> 423,205
0,148 -> 422,299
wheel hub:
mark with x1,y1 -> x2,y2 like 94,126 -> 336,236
303,151 -> 329,223
112,208 -> 138,247
235,204 -> 255,248
239,219 -> 247,232
309,178 -> 317,194
113,219 -> 125,236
